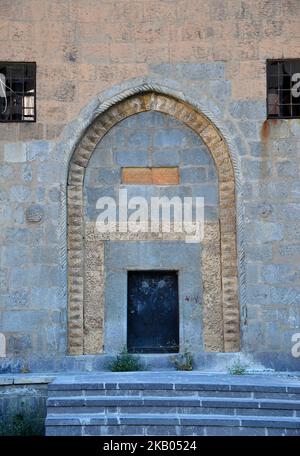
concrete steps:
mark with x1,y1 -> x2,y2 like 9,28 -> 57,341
45,373 -> 300,436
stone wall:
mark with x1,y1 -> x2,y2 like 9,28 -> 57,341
0,374 -> 51,435
0,0 -> 300,371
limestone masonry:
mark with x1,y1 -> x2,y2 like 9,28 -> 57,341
0,0 -> 300,373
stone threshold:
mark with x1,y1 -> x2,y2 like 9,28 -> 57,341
1,371 -> 300,387
0,373 -> 56,386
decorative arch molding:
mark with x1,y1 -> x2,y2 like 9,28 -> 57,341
67,91 -> 240,355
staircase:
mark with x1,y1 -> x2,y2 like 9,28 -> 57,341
45,372 -> 300,436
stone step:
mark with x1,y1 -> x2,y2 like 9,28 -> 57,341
46,374 -> 300,435
48,381 -> 300,400
46,424 -> 300,436
47,395 -> 300,417
47,388 -> 300,400
45,413 -> 300,436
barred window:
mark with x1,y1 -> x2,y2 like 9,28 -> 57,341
0,62 -> 36,122
267,59 -> 300,119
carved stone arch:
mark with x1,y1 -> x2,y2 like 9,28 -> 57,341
67,92 -> 239,355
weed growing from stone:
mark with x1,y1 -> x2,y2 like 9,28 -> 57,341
228,357 -> 248,375
171,348 -> 193,371
109,347 -> 145,372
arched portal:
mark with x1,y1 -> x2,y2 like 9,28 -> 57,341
67,92 -> 239,355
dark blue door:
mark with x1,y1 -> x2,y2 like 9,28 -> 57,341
127,271 -> 179,353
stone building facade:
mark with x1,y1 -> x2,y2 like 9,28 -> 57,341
0,0 -> 300,372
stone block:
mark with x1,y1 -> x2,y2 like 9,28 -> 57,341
21,164 -> 32,182
153,129 -> 189,147
85,186 -> 116,207
244,243 -> 273,261
32,246 -> 60,264
269,286 -> 300,305
37,162 -> 63,184
9,266 -> 61,289
291,182 -> 300,200
122,167 -> 152,184
209,80 -> 231,102
159,185 -> 191,199
150,62 -> 225,80
2,310 -> 50,331
4,228 -> 30,245
26,141 -> 51,162
152,149 -> 180,166
186,62 -> 225,79
180,147 -> 213,166
239,120 -> 261,139
284,223 -> 300,241
7,334 -> 32,355
278,244 -> 300,258
290,120 -> 300,137
249,141 -> 262,157
105,241 -> 201,271
152,167 -> 179,185
89,136 -> 113,167
261,182 -> 289,201
46,426 -> 82,436
0,164 -> 14,180
48,187 -> 61,203
2,246 -> 30,267
244,222 -> 283,242
36,187 -> 46,202
276,160 -> 299,178
4,143 -> 26,163
94,168 -> 120,185
0,270 -> 8,292
245,264 -> 259,284
25,204 -> 44,223
261,264 -> 300,284
110,126 -> 127,148
127,131 -> 150,148
4,290 -> 30,308
229,101 -> 266,120
277,203 -> 300,220
241,158 -> 272,179
181,167 -> 207,183
136,111 -> 166,128
10,185 -> 31,202
115,150 -> 148,167
246,285 -> 270,305
191,184 -> 218,205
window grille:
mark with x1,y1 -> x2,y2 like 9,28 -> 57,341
267,59 -> 300,119
0,62 -> 36,122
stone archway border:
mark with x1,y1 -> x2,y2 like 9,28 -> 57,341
67,92 -> 240,354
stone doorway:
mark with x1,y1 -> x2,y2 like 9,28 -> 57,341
67,92 -> 240,355
127,271 -> 179,354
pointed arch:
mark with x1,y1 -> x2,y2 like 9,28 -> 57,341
67,92 -> 240,354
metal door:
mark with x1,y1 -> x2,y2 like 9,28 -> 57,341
127,271 -> 179,353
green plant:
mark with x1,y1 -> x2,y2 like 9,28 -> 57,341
228,357 -> 248,375
109,347 -> 144,372
20,363 -> 30,374
0,413 -> 44,436
171,348 -> 193,371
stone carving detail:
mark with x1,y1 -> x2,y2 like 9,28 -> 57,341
67,92 -> 240,354
84,222 -> 224,354
25,204 -> 44,223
